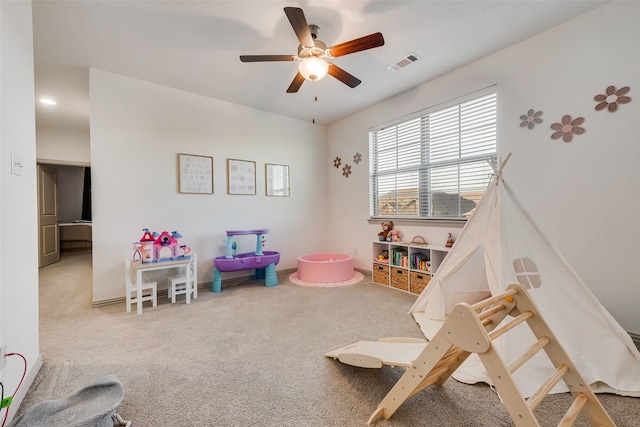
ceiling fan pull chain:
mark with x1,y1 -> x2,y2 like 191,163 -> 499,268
313,95 -> 318,124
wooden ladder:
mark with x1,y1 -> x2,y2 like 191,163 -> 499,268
367,283 -> 616,427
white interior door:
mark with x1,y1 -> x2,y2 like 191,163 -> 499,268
38,164 -> 60,267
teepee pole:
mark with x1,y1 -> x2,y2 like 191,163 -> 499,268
499,152 -> 512,172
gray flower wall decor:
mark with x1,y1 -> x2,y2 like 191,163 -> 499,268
520,109 -> 543,129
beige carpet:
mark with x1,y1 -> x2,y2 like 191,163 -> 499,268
13,251 -> 640,426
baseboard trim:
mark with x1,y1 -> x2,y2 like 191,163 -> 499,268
358,267 -> 372,277
92,267 -> 299,308
92,297 -> 124,307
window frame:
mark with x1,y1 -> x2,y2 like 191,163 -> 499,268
369,86 -> 497,222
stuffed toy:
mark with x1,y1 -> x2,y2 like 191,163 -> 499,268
388,229 -> 402,242
378,221 -> 394,241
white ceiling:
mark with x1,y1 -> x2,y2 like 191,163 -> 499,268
32,0 -> 607,131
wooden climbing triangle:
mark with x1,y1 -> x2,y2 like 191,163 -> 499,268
328,283 -> 617,426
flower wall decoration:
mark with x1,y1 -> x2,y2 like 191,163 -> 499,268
353,152 -> 362,164
519,109 -> 543,129
342,164 -> 352,178
594,86 -> 631,112
550,115 -> 585,143
333,157 -> 341,168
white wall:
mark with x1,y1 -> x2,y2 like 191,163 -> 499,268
90,69 -> 328,301
327,2 -> 640,335
36,125 -> 90,165
0,0 -> 42,421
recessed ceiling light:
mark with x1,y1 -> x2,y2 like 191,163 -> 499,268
39,98 -> 57,105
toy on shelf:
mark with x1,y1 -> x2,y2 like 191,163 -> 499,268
376,249 -> 389,264
388,229 -> 402,242
212,229 -> 280,292
410,236 -> 427,246
446,232 -> 454,248
378,221 -> 394,241
133,228 -> 192,264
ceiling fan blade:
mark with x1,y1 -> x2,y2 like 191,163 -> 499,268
329,32 -> 385,57
286,72 -> 305,93
284,7 -> 315,47
327,64 -> 361,88
240,55 -> 295,62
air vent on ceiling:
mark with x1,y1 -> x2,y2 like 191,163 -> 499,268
386,52 -> 420,71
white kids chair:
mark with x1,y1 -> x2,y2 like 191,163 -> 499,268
168,254 -> 198,303
125,259 -> 157,314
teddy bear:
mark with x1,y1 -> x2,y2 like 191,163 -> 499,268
378,221 -> 394,241
388,229 -> 402,242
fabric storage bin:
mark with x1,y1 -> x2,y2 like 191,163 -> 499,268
373,264 -> 389,285
410,271 -> 430,295
390,267 -> 409,291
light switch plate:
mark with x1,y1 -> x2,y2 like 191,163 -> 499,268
11,151 -> 23,176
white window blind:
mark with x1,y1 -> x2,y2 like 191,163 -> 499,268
369,89 -> 497,220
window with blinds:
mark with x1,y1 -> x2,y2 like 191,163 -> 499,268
369,89 -> 497,220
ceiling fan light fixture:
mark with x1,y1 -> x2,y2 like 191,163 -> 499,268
240,7 -> 384,93
298,56 -> 329,81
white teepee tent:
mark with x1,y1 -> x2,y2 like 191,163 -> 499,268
410,155 -> 640,398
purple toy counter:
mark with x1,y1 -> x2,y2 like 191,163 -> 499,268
212,229 -> 280,292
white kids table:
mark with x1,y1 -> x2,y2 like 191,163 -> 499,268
132,257 -> 193,304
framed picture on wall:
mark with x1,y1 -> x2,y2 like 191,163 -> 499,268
265,163 -> 290,197
178,153 -> 213,194
227,158 -> 256,195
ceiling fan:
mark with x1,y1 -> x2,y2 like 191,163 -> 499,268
240,7 -> 385,93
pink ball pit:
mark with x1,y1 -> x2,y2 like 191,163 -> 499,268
297,253 -> 355,283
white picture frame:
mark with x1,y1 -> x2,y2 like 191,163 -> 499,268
227,158 -> 256,195
265,163 -> 290,197
178,153 -> 213,194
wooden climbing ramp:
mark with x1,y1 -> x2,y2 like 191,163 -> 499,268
325,283 -> 616,426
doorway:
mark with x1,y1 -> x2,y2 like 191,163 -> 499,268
37,162 -> 94,308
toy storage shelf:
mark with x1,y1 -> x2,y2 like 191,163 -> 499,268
372,241 -> 450,295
